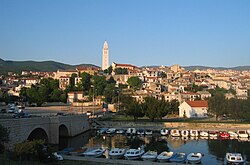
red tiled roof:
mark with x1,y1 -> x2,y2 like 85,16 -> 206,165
186,100 -> 208,107
116,63 -> 138,68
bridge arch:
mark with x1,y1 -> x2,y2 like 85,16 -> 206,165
27,127 -> 48,142
59,124 -> 69,137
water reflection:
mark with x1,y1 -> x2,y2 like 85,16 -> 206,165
59,131 -> 250,164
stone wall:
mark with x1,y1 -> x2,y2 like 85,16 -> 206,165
100,121 -> 250,131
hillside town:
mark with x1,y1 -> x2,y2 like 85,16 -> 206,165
1,61 -> 250,117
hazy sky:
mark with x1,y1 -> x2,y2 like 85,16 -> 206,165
1,0 -> 250,67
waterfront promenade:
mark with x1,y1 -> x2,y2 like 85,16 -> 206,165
63,155 -> 184,165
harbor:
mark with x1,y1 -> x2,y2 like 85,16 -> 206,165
58,128 -> 250,164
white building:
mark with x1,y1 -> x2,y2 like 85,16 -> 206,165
102,41 -> 109,70
179,100 -> 208,118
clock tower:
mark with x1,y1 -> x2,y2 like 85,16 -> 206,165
102,41 -> 109,70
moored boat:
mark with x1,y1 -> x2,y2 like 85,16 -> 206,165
124,146 -> 145,160
106,128 -> 116,134
169,152 -> 187,163
225,153 -> 244,164
170,129 -> 181,137
126,128 -> 137,136
137,129 -> 145,136
108,148 -> 126,159
157,151 -> 174,162
187,152 -> 203,164
97,128 -> 108,134
116,129 -> 125,134
160,129 -> 169,136
190,130 -> 199,137
82,148 -> 106,158
200,131 -> 209,137
141,151 -> 157,162
181,130 -> 189,137
145,129 -> 153,135
219,131 -> 230,138
209,131 -> 218,139
237,130 -> 248,138
228,131 -> 238,139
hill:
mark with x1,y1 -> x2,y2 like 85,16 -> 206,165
0,58 -> 99,74
183,66 -> 250,71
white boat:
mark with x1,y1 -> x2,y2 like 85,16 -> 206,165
247,130 -> 250,136
137,129 -> 145,136
181,130 -> 189,137
209,131 -> 218,138
160,129 -> 169,136
116,129 -> 125,134
200,131 -> 209,137
141,151 -> 157,162
124,146 -> 145,160
228,131 -> 238,139
170,129 -> 181,137
126,128 -> 136,136
106,128 -> 116,134
187,152 -> 203,164
157,151 -> 174,162
97,128 -> 108,134
225,153 -> 244,164
190,130 -> 199,137
50,152 -> 63,160
145,129 -> 153,135
108,148 -> 126,159
82,148 -> 106,158
237,130 -> 248,138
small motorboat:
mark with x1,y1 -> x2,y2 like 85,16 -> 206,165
82,148 -> 106,158
97,128 -> 108,134
141,151 -> 157,162
247,130 -> 250,136
108,148 -> 126,159
190,130 -> 199,137
116,129 -> 125,134
225,153 -> 244,164
126,128 -> 137,136
237,130 -> 248,138
169,152 -> 187,163
145,129 -> 153,135
181,130 -> 189,137
170,129 -> 181,137
49,152 -> 63,161
124,146 -> 145,160
228,131 -> 238,139
187,152 -> 203,164
209,131 -> 218,139
106,128 -> 116,134
137,129 -> 145,136
157,151 -> 174,162
200,131 -> 209,137
219,131 -> 230,138
160,129 -> 169,136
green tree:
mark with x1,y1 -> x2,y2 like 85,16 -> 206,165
208,93 -> 226,120
125,98 -> 144,121
92,75 -> 107,96
169,99 -> 179,115
103,84 -> 116,103
81,72 -> 91,93
144,97 -> 159,121
104,66 -> 113,75
127,76 -> 142,90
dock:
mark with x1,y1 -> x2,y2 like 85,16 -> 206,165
63,155 -> 184,165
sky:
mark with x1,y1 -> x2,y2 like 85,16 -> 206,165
1,0 -> 250,67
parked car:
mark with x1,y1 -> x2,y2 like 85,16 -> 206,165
7,106 -> 18,113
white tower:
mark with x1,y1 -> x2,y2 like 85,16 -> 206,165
102,41 -> 109,70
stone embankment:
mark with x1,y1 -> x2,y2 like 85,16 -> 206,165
99,121 -> 250,131
63,155 -> 183,165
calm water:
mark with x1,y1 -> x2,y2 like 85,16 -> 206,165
59,130 -> 250,164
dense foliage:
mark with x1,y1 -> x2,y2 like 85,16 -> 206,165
20,78 -> 67,106
127,76 -> 142,90
208,94 -> 250,121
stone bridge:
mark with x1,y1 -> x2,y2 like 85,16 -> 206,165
0,114 -> 91,148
